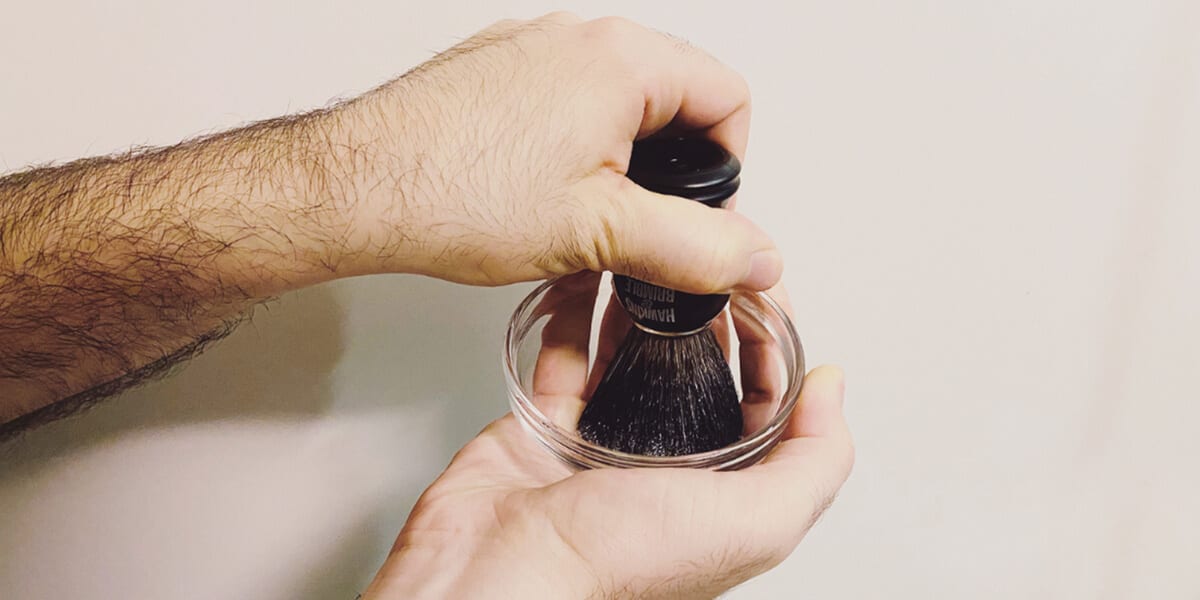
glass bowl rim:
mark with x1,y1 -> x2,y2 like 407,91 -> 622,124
503,276 -> 805,470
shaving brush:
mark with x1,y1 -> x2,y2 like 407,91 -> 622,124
578,136 -> 743,456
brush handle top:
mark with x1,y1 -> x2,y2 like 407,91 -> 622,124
626,136 -> 741,206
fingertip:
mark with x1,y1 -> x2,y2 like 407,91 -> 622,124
813,364 -> 845,383
807,365 -> 847,407
739,248 -> 783,291
783,365 -> 848,440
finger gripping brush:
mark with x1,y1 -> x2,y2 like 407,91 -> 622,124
577,136 -> 743,456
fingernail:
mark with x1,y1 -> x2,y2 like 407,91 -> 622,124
743,249 -> 783,290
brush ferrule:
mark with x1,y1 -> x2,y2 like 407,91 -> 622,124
631,320 -> 712,337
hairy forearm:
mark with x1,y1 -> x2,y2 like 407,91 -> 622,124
0,103 -> 382,427
0,13 -> 777,437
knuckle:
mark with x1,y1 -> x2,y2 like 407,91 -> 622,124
583,15 -> 639,42
734,74 -> 752,103
538,10 -> 581,25
797,467 -> 846,533
698,233 -> 744,289
841,432 -> 858,472
588,196 -> 631,273
659,29 -> 697,54
534,193 -> 608,275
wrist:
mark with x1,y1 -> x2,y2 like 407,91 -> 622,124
364,542 -> 475,599
174,98 -> 421,297
364,529 -> 597,599
314,84 -> 432,280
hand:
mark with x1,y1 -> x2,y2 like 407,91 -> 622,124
363,275 -> 854,599
331,13 -> 782,293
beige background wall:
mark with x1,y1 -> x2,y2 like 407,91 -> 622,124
2,1 -> 1197,598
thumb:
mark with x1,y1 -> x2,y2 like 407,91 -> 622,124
745,365 -> 854,551
585,178 -> 783,294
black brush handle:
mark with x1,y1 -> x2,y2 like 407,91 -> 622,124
615,136 -> 741,334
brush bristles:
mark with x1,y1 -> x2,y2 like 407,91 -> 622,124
578,326 -> 742,456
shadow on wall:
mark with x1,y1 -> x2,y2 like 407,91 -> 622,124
279,274 -> 536,600
0,283 -> 347,467
0,273 -> 538,600
0,274 -> 534,465
325,274 -> 538,454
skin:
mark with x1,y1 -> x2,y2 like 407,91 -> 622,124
0,12 -> 853,598
0,13 -> 779,429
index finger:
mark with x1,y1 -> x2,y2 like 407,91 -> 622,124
530,273 -> 600,427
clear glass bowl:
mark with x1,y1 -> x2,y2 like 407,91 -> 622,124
503,273 -> 805,471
